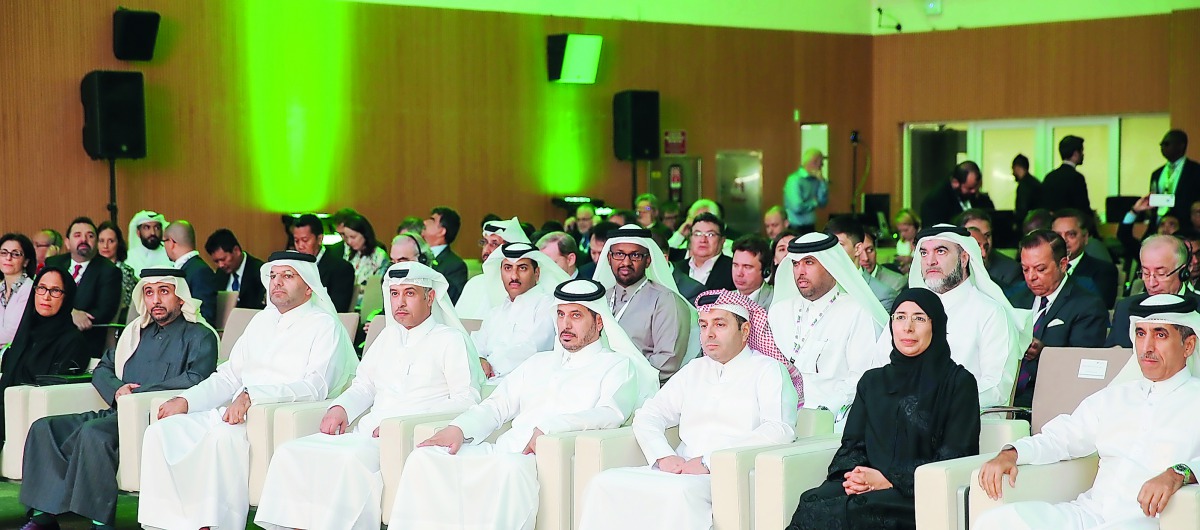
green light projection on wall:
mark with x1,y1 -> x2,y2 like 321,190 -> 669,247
536,84 -> 597,196
245,0 -> 351,212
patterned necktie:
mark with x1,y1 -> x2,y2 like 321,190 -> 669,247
72,264 -> 82,284
1033,296 -> 1049,333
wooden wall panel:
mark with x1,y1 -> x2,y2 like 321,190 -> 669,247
1169,9 -> 1200,136
868,15 -> 1173,212
0,0 -> 870,262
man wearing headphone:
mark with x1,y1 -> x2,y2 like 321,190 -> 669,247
390,232 -> 435,267
1107,234 -> 1200,347
730,234 -> 775,309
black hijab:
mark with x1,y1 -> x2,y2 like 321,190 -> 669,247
0,266 -> 86,387
883,287 -> 955,395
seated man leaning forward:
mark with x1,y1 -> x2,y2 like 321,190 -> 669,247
254,262 -> 485,530
136,251 -> 359,530
579,290 -> 800,530
389,278 -> 659,530
18,268 -> 217,530
975,294 -> 1200,530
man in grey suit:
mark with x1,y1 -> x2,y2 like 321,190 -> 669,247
860,229 -> 907,293
18,269 -> 218,530
825,216 -> 897,311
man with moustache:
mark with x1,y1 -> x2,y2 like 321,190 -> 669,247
975,294 -> 1200,530
471,242 -> 567,379
454,217 -> 532,319
45,217 -> 122,358
391,278 -> 658,530
125,210 -> 171,273
18,269 -> 217,530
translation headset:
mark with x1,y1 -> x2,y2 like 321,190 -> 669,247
399,232 -> 434,267
759,250 -> 773,280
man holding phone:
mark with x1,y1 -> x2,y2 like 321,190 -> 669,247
1126,130 -> 1200,233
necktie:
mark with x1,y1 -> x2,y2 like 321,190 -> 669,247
232,272 -> 240,291
72,264 -> 82,283
1033,296 -> 1049,333
1159,161 -> 1177,216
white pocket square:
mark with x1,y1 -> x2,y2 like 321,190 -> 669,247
1047,318 -> 1065,328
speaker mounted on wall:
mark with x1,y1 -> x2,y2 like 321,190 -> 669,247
613,90 -> 660,161
113,8 -> 161,61
81,70 -> 147,160
546,34 -> 602,84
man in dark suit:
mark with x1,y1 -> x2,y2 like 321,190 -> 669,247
1106,234 -> 1200,347
1126,130 -> 1200,233
672,212 -> 734,291
957,209 -> 1023,291
205,228 -> 266,310
1040,135 -> 1090,214
824,215 -> 897,310
1052,209 -> 1118,309
1008,230 -> 1109,407
163,221 -> 218,323
421,206 -> 468,303
293,214 -> 355,313
920,160 -> 995,226
46,217 -> 122,358
1012,154 -> 1041,233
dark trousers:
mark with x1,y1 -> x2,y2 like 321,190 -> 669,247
20,409 -> 121,525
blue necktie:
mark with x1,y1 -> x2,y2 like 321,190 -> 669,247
232,272 -> 240,291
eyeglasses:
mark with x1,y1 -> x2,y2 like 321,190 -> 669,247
691,231 -> 722,240
0,250 -> 24,259
35,285 -> 65,298
608,250 -> 648,263
1136,263 -> 1187,282
891,313 -> 929,324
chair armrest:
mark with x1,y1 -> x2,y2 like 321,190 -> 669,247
378,410 -> 469,522
270,401 -> 335,450
3,384 -> 109,480
246,401 -> 306,505
116,389 -> 182,491
1162,484 -> 1200,530
752,435 -> 844,530
2,385 -> 34,479
572,428 -> 644,528
979,418 -> 1030,453
914,453 -> 999,530
968,454 -> 1100,526
711,440 -> 824,530
795,408 -> 835,438
412,419 -> 454,443
535,430 -> 590,530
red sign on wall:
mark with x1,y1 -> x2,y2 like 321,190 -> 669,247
663,130 -> 687,154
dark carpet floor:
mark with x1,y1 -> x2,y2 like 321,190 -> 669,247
0,480 -> 257,529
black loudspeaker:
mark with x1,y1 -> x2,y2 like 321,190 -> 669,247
81,71 -> 147,160
113,9 -> 161,61
613,90 -> 660,161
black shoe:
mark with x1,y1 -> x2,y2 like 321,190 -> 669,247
20,520 -> 60,530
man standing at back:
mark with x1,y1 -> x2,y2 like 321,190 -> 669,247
1041,135 -> 1090,213
783,149 -> 828,234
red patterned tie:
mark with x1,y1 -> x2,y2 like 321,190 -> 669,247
72,264 -> 82,283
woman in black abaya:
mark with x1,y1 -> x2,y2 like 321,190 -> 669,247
787,287 -> 981,530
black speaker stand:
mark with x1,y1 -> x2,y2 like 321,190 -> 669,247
106,158 -> 119,226
630,160 -> 638,208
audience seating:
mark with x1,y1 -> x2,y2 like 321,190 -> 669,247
751,418 -> 1028,530
212,290 -> 239,331
462,318 -> 482,332
218,308 -> 259,361
359,274 -> 383,324
916,347 -> 1134,530
571,408 -> 835,530
337,312 -> 360,344
362,314 -> 386,351
1,384 -> 108,480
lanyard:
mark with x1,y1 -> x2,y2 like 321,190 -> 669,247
792,292 -> 839,369
611,280 -> 649,321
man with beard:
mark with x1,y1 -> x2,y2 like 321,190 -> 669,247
45,217 -> 122,358
874,224 -> 1029,410
471,243 -> 567,379
594,226 -> 695,382
920,161 -> 995,227
18,269 -> 217,530
125,210 -> 171,273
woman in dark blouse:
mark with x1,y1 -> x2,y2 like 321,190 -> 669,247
787,287 -> 981,530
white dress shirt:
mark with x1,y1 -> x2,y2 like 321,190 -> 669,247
688,255 -> 718,285
471,289 -> 558,377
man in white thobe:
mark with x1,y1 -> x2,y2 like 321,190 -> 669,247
390,278 -> 659,530
594,225 -> 698,382
137,251 -> 359,530
578,293 -> 800,530
254,262 -> 485,530
126,209 -> 171,273
768,232 -> 887,428
875,224 -> 1031,409
975,294 -> 1200,530
454,217 -> 530,319
472,242 -> 568,378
